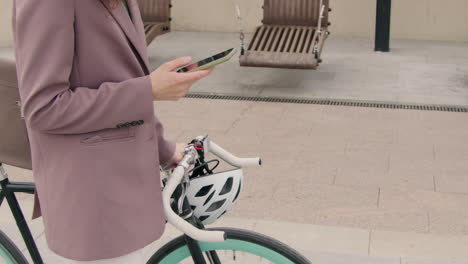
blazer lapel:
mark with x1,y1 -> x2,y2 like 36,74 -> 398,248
100,0 -> 150,74
128,0 -> 151,71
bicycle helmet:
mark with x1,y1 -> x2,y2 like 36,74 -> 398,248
185,168 -> 243,225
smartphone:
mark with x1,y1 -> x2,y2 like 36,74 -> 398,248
176,48 -> 237,73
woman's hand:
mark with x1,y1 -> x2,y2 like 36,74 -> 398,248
149,57 -> 214,101
167,142 -> 186,166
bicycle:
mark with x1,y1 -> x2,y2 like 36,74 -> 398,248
0,135 -> 311,263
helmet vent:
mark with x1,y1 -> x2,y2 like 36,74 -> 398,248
203,191 -> 215,206
219,177 -> 233,195
195,185 -> 213,197
207,199 -> 227,212
219,210 -> 227,218
233,184 -> 242,202
199,215 -> 209,222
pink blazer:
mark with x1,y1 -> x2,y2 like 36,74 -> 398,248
12,0 -> 176,261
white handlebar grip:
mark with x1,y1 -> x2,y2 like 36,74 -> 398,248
162,166 -> 226,242
209,141 -> 262,168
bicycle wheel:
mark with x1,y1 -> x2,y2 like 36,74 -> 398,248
147,228 -> 311,264
0,230 -> 28,264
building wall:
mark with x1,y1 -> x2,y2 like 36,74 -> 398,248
391,0 -> 468,42
0,0 -> 14,48
1,0 -> 468,48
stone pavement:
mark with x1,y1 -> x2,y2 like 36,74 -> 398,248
2,98 -> 468,263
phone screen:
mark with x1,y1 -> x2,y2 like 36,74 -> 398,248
176,48 -> 234,73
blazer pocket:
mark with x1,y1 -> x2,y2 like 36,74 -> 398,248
80,127 -> 136,146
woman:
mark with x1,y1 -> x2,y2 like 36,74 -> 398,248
12,0 -> 213,262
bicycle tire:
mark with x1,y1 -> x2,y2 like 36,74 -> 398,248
0,230 -> 28,264
147,227 -> 311,264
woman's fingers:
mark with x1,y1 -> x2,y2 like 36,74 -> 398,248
160,56 -> 192,72
150,59 -> 215,101
176,67 -> 215,83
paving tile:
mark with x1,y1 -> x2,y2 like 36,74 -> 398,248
428,211 -> 468,236
384,171 -> 435,192
434,166 -> 468,194
276,166 -> 337,191
230,116 -> 313,139
156,98 -> 249,116
402,256 -> 468,264
281,181 -> 377,205
316,207 -> 429,233
379,188 -> 468,214
344,132 -> 396,155
370,230 -> 468,260
253,219 -> 371,256
334,153 -> 390,188
387,156 -> 436,191
156,102 -> 245,134
308,251 -> 400,264
433,141 -> 468,163
230,167 -> 319,223
231,195 -> 318,224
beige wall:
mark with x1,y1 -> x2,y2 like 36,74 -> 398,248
391,0 -> 468,42
1,0 -> 13,48
1,0 -> 468,48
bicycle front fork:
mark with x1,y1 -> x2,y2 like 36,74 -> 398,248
177,193 -> 221,264
184,216 -> 221,264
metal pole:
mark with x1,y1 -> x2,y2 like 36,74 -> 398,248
375,0 -> 392,52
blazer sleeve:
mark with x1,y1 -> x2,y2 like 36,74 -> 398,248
154,115 -> 176,165
13,0 -> 154,135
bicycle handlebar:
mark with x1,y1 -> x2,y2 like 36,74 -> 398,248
208,141 -> 262,168
162,138 -> 261,243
